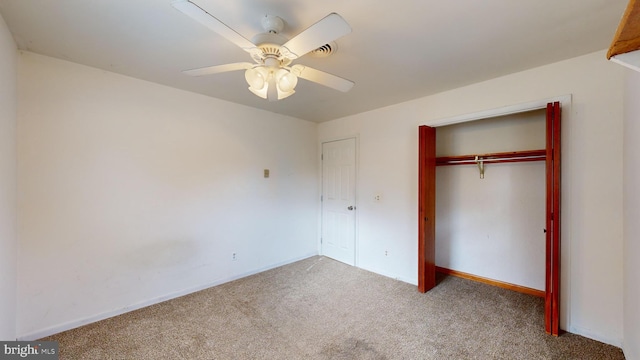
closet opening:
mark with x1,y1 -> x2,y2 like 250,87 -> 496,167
418,101 -> 561,336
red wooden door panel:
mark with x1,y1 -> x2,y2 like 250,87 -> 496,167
418,125 -> 436,293
545,101 -> 561,335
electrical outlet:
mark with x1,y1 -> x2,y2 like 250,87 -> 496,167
232,253 -> 237,261
374,194 -> 382,202
385,250 -> 389,256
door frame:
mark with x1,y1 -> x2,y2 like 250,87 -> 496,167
417,96 -> 570,335
319,135 -> 359,266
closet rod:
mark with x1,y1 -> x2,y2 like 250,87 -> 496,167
436,149 -> 546,166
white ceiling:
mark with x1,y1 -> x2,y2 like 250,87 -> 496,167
0,0 -> 628,122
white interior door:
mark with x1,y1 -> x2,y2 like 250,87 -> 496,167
321,138 -> 356,265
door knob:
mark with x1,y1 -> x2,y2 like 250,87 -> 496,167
347,206 -> 355,210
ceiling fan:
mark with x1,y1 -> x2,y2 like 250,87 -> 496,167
170,0 -> 355,101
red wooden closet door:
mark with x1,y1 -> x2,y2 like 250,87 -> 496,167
418,125 -> 436,293
545,101 -> 561,335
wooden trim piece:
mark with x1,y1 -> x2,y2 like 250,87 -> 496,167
436,149 -> 546,166
551,101 -> 562,336
544,101 -> 562,336
545,103 -> 554,334
418,126 -> 436,293
435,267 -> 545,298
607,0 -> 640,59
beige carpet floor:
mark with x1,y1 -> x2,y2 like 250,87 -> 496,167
43,256 -> 625,359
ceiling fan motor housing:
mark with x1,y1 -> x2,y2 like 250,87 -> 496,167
251,32 -> 292,66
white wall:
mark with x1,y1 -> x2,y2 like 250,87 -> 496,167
16,52 -> 318,339
0,12 -> 17,341
318,50 -> 625,346
435,111 -> 546,290
623,69 -> 640,360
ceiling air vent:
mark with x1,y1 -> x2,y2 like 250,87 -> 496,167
310,42 -> 337,57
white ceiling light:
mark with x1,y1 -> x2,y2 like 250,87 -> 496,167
244,64 -> 298,101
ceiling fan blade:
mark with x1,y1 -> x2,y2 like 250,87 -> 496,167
281,13 -> 351,60
183,62 -> 254,76
171,0 -> 256,52
291,64 -> 354,92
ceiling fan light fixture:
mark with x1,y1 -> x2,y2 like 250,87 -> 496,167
248,83 -> 268,99
276,87 -> 295,100
267,76 -> 279,101
245,66 -> 268,90
246,66 -> 269,99
245,66 -> 297,101
275,68 -> 298,93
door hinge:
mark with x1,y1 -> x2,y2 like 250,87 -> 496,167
320,238 -> 323,244
321,195 -> 323,201
321,154 -> 324,160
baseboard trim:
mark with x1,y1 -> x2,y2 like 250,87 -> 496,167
568,325 -> 623,348
17,252 -> 318,341
353,262 -> 418,286
435,266 -> 545,298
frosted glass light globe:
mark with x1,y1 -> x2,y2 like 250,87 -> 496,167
245,67 -> 267,90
